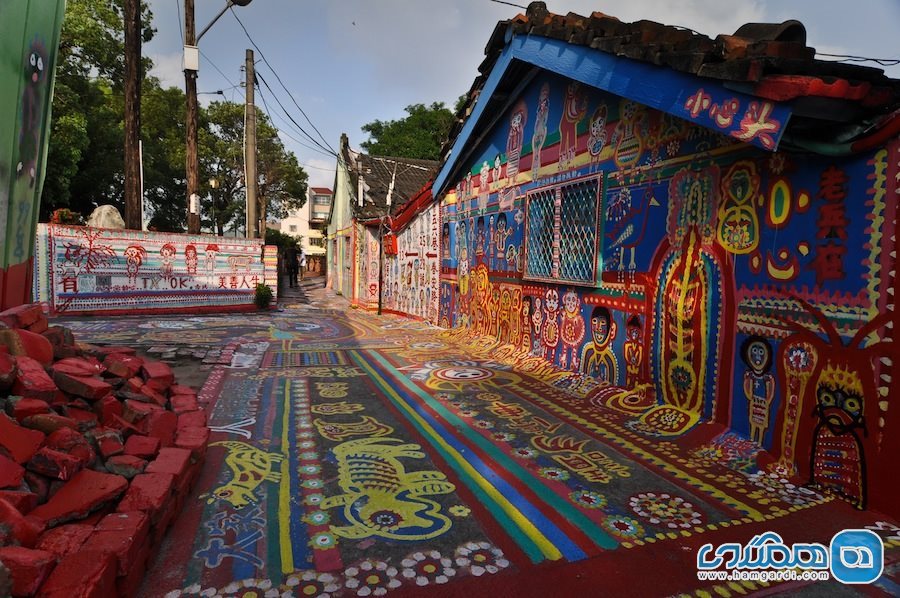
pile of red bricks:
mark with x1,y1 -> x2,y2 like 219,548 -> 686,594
0,304 -> 211,597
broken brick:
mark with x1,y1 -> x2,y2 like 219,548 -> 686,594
123,435 -> 160,459
36,524 -> 93,559
104,455 -> 147,479
144,410 -> 177,448
26,317 -> 49,335
92,395 -> 122,427
29,469 -> 128,527
61,406 -> 99,432
169,384 -> 195,397
12,356 -> 57,401
45,427 -> 96,467
52,357 -> 105,378
7,396 -> 51,421
122,399 -> 163,424
140,360 -> 174,393
52,371 -> 111,401
102,354 -> 143,380
91,428 -> 124,459
174,426 -> 210,461
0,352 -> 15,391
0,414 -> 45,464
85,511 -> 150,576
176,409 -> 207,430
23,471 -> 50,505
14,328 -> 54,367
0,304 -> 42,328
35,549 -> 117,598
21,413 -> 78,435
0,454 -> 25,489
139,384 -> 168,407
27,447 -> 84,481
115,472 -> 174,524
170,394 -> 199,414
0,491 -> 38,514
0,546 -> 56,596
145,447 -> 191,480
0,498 -> 42,547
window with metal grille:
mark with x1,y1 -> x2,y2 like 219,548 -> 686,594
524,176 -> 602,285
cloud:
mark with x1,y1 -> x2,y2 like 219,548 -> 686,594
149,52 -> 184,90
301,158 -> 338,190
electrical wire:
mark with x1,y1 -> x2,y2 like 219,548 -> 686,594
815,52 -> 900,67
489,0 -> 527,8
255,75 -> 338,159
230,8 -> 338,156
256,71 -> 338,158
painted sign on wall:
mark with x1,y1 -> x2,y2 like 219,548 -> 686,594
33,224 -> 277,314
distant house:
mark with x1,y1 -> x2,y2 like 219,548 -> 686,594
424,2 -> 900,516
325,134 -> 438,319
280,187 -> 332,274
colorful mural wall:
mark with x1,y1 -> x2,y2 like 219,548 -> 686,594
0,0 -> 66,310
33,224 -> 278,315
437,71 -> 899,515
382,202 -> 441,324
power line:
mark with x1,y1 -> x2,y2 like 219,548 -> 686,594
256,71 -> 338,158
229,8 -> 338,155
255,76 -> 339,159
815,52 -> 900,67
489,0 -> 527,9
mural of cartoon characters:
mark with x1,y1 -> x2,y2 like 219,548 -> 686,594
541,288 -> 560,361
506,100 -> 527,184
558,289 -> 585,370
475,216 -> 486,264
611,100 -> 646,171
494,213 -> 511,272
558,81 -> 588,171
184,244 -> 199,275
580,306 -> 618,383
587,104 -> 609,170
17,39 -> 48,187
205,243 -> 219,273
741,335 -> 775,444
531,296 -> 543,356
623,314 -> 646,390
159,243 -> 176,277
479,161 -> 490,212
531,82 -> 550,178
123,244 -> 147,284
521,296 -> 533,352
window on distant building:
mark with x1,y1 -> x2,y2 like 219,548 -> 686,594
314,196 -> 331,205
524,176 -> 602,286
314,211 -> 329,220
289,225 -> 297,233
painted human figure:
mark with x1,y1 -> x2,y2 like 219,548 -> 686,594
521,296 -> 533,353
559,289 -> 585,370
184,244 -> 199,275
488,215 -> 496,271
492,154 -> 502,188
623,315 -> 646,390
541,289 -> 560,361
478,161 -> 490,212
159,243 -> 176,278
580,306 -> 619,384
509,291 -> 522,347
531,297 -> 544,356
558,81 -> 588,171
587,105 -> 609,171
123,245 -> 147,285
457,220 -> 470,299
475,216 -> 486,265
205,243 -> 219,273
465,171 -> 474,209
506,101 -> 527,184
741,336 -> 776,444
531,83 -> 550,179
498,289 -> 512,343
494,213 -> 511,273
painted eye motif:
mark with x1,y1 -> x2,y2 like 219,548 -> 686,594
843,397 -> 861,414
37,56 -> 43,71
820,391 -> 836,407
30,53 -> 36,66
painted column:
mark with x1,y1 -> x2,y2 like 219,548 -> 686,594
0,0 -> 66,310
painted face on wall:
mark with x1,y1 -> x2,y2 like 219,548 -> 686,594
815,373 -> 864,436
590,306 -> 615,347
626,317 -> 642,342
545,289 -> 559,312
562,290 -> 579,315
741,336 -> 773,376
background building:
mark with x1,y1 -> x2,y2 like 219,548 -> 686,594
280,186 -> 332,274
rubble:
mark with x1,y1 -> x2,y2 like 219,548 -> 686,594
0,303 -> 210,596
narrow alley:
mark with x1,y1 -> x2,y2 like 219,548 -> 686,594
51,279 -> 900,598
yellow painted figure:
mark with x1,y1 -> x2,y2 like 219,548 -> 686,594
580,306 -> 618,384
207,441 -> 284,509
741,336 -> 776,444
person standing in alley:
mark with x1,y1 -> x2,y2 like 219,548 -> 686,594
299,251 -> 307,281
285,244 -> 299,288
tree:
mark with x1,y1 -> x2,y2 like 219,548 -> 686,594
141,79 -> 188,232
203,101 -> 308,236
360,101 -> 456,160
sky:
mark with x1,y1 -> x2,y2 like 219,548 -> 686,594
144,0 -> 900,191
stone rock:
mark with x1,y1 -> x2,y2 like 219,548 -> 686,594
0,454 -> 25,489
14,329 -> 54,366
34,549 -> 117,598
36,524 -> 93,559
12,356 -> 57,401
26,317 -> 49,335
123,435 -> 160,459
0,558 -> 10,598
45,428 -> 96,467
144,410 -> 177,448
170,394 -> 199,414
27,448 -> 84,481
176,409 -> 207,430
91,428 -> 124,459
102,354 -> 142,380
140,360 -> 174,393
0,498 -> 42,547
86,205 -> 125,229
104,455 -> 147,479
52,371 -> 112,401
122,399 -> 163,424
0,546 -> 56,596
116,472 -> 174,524
60,406 -> 99,432
169,384 -> 195,397
0,491 -> 38,515
145,448 -> 191,487
92,395 -> 122,427
0,352 -> 15,391
85,511 -> 150,576
23,472 -> 50,506
29,469 -> 128,527
0,414 -> 45,464
175,426 -> 210,461
138,384 -> 168,407
0,304 -> 43,329
53,357 -> 104,378
21,413 -> 78,435
0,329 -> 25,357
7,397 -> 51,422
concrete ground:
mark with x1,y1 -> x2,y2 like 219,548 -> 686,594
55,276 -> 900,598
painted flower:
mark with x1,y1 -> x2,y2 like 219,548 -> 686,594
344,559 -> 401,596
301,451 -> 318,461
435,393 -> 453,401
624,419 -> 665,438
366,509 -> 405,531
454,541 -> 510,576
629,492 -> 703,529
301,478 -> 325,490
449,505 -> 471,517
216,578 -> 283,597
474,420 -> 495,430
746,471 -> 823,506
300,464 -> 322,476
570,490 -> 607,509
513,447 -> 537,459
601,515 -> 645,541
302,510 -> 330,526
670,365 -> 693,393
298,431 -> 314,439
475,392 -> 502,402
299,441 -> 316,449
458,409 -> 479,418
284,570 -> 341,598
492,431 -> 515,442
539,467 -> 570,482
309,531 -> 338,551
401,550 -> 456,586
303,493 -> 325,507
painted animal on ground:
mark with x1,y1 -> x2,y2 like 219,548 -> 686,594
207,441 -> 284,509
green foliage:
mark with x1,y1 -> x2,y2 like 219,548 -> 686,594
360,102 -> 456,160
265,228 -> 301,251
254,283 -> 273,309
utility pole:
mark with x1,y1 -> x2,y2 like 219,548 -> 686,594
123,0 -> 142,230
184,0 -> 201,234
244,48 -> 258,239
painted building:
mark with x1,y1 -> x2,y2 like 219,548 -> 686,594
326,134 -> 438,319
431,3 -> 900,517
280,187 -> 331,273
0,0 -> 66,309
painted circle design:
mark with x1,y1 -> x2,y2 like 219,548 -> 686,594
433,367 -> 494,382
629,492 -> 703,529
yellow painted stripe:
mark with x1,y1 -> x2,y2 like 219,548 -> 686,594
353,350 -> 563,561
279,378 -> 294,574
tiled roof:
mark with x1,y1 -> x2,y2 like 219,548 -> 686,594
442,1 -> 900,164
340,136 -> 438,221
310,187 -> 333,195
